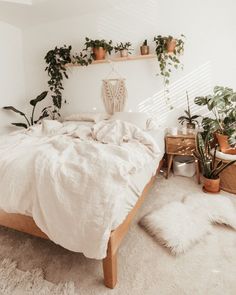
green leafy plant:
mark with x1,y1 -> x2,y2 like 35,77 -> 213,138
178,91 -> 200,127
3,91 -> 50,129
84,38 -> 113,58
45,45 -> 72,111
114,42 -> 133,54
154,34 -> 185,84
194,86 -> 236,145
193,132 -> 236,179
154,34 -> 185,109
142,39 -> 148,46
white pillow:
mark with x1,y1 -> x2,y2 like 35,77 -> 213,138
110,112 -> 150,130
64,112 -> 110,123
42,120 -> 62,135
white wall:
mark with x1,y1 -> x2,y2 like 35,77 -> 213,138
0,21 -> 25,134
3,0 -> 236,132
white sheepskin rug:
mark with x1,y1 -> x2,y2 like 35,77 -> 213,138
0,258 -> 76,295
140,193 -> 236,255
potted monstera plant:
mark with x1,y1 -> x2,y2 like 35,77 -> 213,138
194,132 -> 236,193
194,86 -> 236,154
84,38 -> 113,60
178,91 -> 200,129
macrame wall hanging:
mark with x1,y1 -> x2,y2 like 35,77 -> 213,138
101,62 -> 128,115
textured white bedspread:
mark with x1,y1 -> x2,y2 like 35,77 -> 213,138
0,120 -> 162,259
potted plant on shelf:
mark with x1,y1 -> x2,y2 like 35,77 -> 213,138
84,37 -> 113,60
193,132 -> 236,193
154,34 -> 185,108
194,86 -> 236,154
140,39 -> 149,55
178,91 -> 200,129
114,42 -> 133,57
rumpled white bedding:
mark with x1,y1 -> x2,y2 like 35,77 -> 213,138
0,120 -> 162,259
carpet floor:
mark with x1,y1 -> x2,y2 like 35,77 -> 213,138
0,175 -> 235,295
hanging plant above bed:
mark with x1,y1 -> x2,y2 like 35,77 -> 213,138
154,34 -> 185,108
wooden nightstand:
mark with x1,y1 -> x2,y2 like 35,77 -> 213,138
165,133 -> 200,183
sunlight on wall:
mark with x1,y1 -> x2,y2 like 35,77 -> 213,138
138,61 -> 213,126
97,0 -> 158,43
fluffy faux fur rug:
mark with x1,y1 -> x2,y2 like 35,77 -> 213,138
140,194 -> 236,255
0,176 -> 235,294
0,259 -> 75,295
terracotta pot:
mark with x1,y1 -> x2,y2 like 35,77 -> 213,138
203,177 -> 220,193
140,45 -> 149,55
93,47 -> 106,60
120,49 -> 128,57
167,39 -> 176,53
187,123 -> 195,129
216,133 -> 230,153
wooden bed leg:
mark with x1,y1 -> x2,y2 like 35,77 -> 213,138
102,246 -> 117,289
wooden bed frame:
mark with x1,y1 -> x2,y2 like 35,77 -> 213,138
0,160 -> 163,289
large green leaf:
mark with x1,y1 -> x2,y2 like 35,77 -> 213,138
3,106 -> 26,116
11,123 -> 28,129
194,96 -> 208,106
30,91 -> 48,106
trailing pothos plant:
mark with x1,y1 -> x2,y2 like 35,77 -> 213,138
154,34 -> 185,108
3,91 -> 50,129
194,86 -> 236,145
45,45 -> 72,112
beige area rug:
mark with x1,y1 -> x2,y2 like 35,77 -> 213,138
0,259 -> 75,294
0,175 -> 236,295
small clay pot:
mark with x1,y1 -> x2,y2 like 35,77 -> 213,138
216,133 -> 230,153
167,39 -> 176,53
187,123 -> 195,129
140,45 -> 149,55
93,47 -> 106,60
120,49 -> 128,57
203,177 -> 220,193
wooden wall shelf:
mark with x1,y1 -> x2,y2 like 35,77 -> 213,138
67,54 -> 156,67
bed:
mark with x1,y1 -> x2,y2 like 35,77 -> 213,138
0,116 -> 164,288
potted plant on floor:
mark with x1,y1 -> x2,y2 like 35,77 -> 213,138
194,86 -> 236,154
84,38 -> 113,60
193,132 -> 236,193
3,91 -> 52,128
178,91 -> 200,129
140,39 -> 149,55
114,42 -> 133,57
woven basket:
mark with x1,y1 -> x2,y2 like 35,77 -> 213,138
216,157 -> 236,194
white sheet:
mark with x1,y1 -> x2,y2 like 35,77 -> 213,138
0,120 -> 163,259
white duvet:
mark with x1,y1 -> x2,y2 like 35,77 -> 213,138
0,120 -> 161,259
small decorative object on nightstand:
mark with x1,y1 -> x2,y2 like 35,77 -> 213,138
165,131 -> 200,183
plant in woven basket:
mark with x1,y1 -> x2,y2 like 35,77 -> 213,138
178,91 -> 200,129
193,132 -> 236,193
194,86 -> 236,152
3,91 -> 51,129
